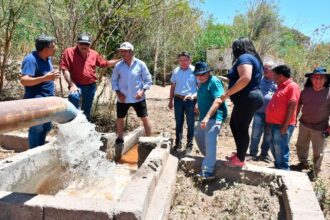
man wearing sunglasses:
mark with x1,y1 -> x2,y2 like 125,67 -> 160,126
60,33 -> 119,121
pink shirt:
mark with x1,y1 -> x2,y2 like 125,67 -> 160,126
266,79 -> 301,125
60,46 -> 108,85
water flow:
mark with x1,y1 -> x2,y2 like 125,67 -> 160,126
54,112 -> 134,200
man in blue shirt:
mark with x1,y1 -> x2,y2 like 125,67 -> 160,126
111,42 -> 153,144
20,35 -> 61,148
193,62 -> 227,180
168,51 -> 197,153
248,61 -> 277,162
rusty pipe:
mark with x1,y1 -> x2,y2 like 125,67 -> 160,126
0,97 -> 78,133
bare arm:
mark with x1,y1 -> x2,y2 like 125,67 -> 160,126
168,83 -> 176,110
20,70 -> 61,86
224,64 -> 252,96
218,75 -> 229,83
281,101 -> 297,134
107,59 -> 121,68
61,69 -> 78,92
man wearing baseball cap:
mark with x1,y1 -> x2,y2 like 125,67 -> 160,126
293,67 -> 330,180
111,42 -> 153,145
60,33 -> 119,121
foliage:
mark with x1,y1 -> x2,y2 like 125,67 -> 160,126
193,20 -> 233,62
0,0 -> 329,98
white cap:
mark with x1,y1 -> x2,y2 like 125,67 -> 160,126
119,42 -> 134,51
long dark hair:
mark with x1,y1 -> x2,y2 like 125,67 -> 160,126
232,37 -> 262,65
304,76 -> 330,88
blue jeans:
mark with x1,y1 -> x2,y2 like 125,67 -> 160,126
29,122 -> 52,149
174,97 -> 195,147
249,112 -> 272,157
195,119 -> 222,174
270,124 -> 294,170
68,83 -> 96,121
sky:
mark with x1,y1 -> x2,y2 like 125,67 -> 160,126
195,0 -> 330,42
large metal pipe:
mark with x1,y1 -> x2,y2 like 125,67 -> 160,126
0,97 -> 78,133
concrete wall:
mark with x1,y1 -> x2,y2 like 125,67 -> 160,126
0,132 -> 178,220
0,143 -> 59,193
180,156 -> 325,220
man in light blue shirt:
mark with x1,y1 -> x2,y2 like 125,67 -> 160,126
168,51 -> 197,153
111,42 -> 153,144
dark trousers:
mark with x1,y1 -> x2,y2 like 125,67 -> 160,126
230,90 -> 264,162
68,83 -> 96,121
174,97 -> 196,147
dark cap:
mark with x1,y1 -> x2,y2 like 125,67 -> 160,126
305,67 -> 330,77
193,62 -> 213,75
35,34 -> 55,43
77,33 -> 91,44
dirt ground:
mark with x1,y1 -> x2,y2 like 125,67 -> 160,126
1,84 -> 329,219
144,85 -> 330,219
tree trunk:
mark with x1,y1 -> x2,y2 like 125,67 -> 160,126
153,25 -> 161,84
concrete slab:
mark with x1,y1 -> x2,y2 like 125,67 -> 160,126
0,133 -> 29,152
0,191 -> 43,220
145,154 -> 179,220
115,137 -> 171,219
101,127 -> 145,161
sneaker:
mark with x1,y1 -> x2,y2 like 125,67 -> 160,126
246,155 -> 258,161
115,137 -> 124,145
291,162 -> 309,171
196,171 -> 215,181
307,170 -> 317,182
224,155 -> 245,167
259,155 -> 272,163
172,144 -> 182,151
184,144 -> 193,155
225,152 -> 237,160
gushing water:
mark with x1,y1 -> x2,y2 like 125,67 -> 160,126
52,112 -> 134,200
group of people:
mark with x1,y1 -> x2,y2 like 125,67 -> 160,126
21,33 -> 152,149
20,34 -> 329,181
169,37 -> 329,181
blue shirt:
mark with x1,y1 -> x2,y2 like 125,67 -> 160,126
111,57 -> 152,103
170,65 -> 197,96
21,51 -> 55,99
227,54 -> 263,100
257,76 -> 277,113
197,75 -> 227,121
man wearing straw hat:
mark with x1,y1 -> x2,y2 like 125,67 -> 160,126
293,67 -> 330,179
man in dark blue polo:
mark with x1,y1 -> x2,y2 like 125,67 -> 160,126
20,35 -> 61,148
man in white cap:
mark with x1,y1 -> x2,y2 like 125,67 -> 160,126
111,42 -> 153,144
60,33 -> 119,121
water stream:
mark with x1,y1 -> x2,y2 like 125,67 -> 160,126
37,112 -> 137,201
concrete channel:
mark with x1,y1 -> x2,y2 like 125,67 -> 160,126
0,127 -> 325,220
0,127 -> 178,220
180,157 -> 325,220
